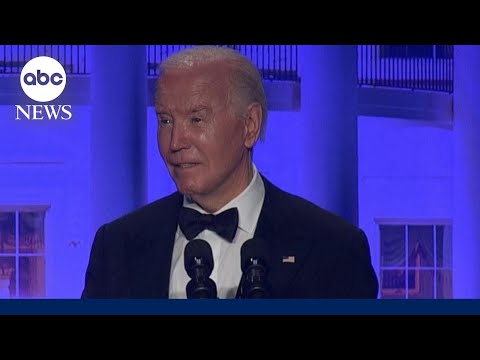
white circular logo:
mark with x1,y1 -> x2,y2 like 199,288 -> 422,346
20,56 -> 67,103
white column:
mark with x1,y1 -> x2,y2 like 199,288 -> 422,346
453,45 -> 480,298
90,45 -> 147,235
298,45 -> 359,225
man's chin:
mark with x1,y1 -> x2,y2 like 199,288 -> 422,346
176,183 -> 199,197
176,183 -> 212,203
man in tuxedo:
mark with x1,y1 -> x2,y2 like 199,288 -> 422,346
81,46 -> 378,299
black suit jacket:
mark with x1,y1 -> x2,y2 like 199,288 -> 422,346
81,176 -> 378,298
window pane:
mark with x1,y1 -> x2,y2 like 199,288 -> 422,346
0,212 -> 16,253
380,45 -> 407,58
0,257 -> 16,298
408,270 -> 434,299
408,225 -> 433,267
435,45 -> 453,59
380,269 -> 406,299
407,45 -> 433,58
19,256 -> 45,298
380,45 -> 434,58
437,270 -> 452,299
436,225 -> 452,268
19,211 -> 45,253
380,225 -> 405,266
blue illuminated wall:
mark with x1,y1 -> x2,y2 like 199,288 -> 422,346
358,116 -> 453,272
0,104 -> 91,297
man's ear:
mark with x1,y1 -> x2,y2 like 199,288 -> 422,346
243,103 -> 262,149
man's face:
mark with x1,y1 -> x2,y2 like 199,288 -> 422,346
155,62 -> 251,203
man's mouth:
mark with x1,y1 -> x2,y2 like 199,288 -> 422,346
174,163 -> 198,169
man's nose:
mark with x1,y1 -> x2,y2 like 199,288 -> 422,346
170,123 -> 189,152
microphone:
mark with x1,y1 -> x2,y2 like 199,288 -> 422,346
184,239 -> 217,299
239,238 -> 270,298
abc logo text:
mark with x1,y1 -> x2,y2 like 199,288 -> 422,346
15,56 -> 72,121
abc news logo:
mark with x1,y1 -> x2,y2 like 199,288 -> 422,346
15,56 -> 72,120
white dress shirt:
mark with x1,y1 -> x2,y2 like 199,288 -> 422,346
168,164 -> 265,299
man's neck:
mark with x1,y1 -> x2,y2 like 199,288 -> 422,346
188,162 -> 255,213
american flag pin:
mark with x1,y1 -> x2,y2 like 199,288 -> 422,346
282,255 -> 295,264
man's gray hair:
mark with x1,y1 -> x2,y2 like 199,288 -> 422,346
159,46 -> 268,141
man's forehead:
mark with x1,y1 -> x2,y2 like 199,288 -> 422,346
156,69 -> 228,101
155,84 -> 220,112
161,61 -> 229,82
156,102 -> 211,113
162,67 -> 225,84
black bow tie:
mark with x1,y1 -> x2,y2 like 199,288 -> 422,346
178,207 -> 239,242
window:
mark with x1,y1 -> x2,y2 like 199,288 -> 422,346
0,206 -> 48,298
379,45 -> 453,59
379,222 -> 452,299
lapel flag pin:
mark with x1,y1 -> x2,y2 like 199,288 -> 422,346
282,255 -> 295,263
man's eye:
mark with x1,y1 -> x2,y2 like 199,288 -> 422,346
191,117 -> 202,123
159,118 -> 172,125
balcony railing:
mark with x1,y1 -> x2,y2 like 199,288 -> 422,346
1,45 -> 454,94
147,45 -> 299,82
0,45 -> 88,74
358,45 -> 453,93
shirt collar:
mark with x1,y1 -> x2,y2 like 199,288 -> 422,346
183,164 -> 265,235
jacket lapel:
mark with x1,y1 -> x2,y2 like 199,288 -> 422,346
255,176 -> 315,297
125,192 -> 183,298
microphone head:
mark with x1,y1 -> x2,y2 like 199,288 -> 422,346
240,237 -> 269,273
184,239 -> 214,278
240,237 -> 270,298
